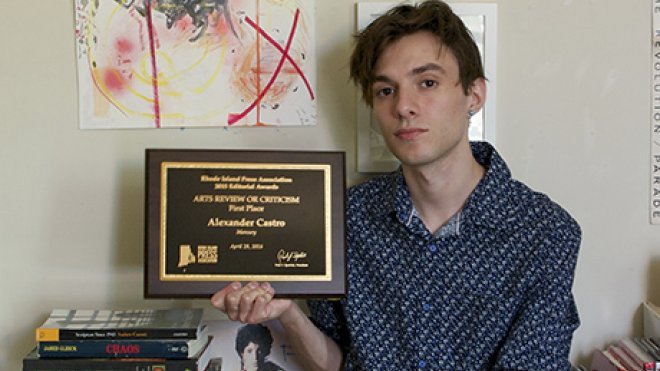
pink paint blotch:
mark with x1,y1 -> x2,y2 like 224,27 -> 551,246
175,16 -> 193,32
115,38 -> 134,55
103,68 -> 127,94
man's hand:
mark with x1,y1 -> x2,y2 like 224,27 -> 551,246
211,281 -> 342,370
210,281 -> 293,323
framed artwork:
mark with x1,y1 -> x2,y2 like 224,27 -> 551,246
74,0 -> 316,128
356,2 -> 497,172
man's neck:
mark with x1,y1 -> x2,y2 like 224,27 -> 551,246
402,145 -> 484,234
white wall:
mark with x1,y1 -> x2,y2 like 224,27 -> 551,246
0,0 -> 657,369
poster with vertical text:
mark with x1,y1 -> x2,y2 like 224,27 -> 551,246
652,0 -> 660,224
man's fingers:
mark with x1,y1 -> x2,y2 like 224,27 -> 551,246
249,293 -> 274,321
226,283 -> 260,321
210,281 -> 280,323
238,282 -> 267,322
210,281 -> 242,312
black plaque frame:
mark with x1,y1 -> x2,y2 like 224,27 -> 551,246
144,149 -> 346,298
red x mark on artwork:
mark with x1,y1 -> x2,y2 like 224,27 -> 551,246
227,8 -> 315,125
144,0 -> 162,128
142,5 -> 313,127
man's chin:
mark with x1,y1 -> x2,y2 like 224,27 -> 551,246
393,152 -> 429,167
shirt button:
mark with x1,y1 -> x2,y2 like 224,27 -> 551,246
419,360 -> 427,368
422,303 -> 431,311
428,244 -> 438,253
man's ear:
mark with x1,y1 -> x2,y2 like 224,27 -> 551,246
467,77 -> 487,113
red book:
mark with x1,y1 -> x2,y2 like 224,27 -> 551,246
618,338 -> 658,371
591,349 -> 627,371
607,345 -> 642,371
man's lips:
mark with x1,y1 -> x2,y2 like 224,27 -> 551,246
394,127 -> 428,140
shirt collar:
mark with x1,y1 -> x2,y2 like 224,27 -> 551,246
383,141 -> 520,233
462,142 -> 522,231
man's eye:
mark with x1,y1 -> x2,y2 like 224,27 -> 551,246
421,80 -> 437,88
376,87 -> 393,97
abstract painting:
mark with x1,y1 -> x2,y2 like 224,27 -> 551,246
75,0 -> 316,128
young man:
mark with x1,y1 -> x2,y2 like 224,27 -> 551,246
235,324 -> 284,371
211,1 -> 582,370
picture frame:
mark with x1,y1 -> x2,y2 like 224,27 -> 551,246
144,149 -> 346,298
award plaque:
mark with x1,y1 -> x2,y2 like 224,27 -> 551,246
144,149 -> 346,298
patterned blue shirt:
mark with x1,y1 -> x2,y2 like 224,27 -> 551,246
308,142 -> 581,370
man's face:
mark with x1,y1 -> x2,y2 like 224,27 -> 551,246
241,342 -> 259,371
371,31 -> 485,169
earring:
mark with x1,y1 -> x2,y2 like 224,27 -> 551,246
468,110 -> 475,118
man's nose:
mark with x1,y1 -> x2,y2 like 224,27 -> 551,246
394,87 -> 418,121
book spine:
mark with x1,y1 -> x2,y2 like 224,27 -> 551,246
618,338 -> 655,371
23,357 -> 199,371
633,338 -> 660,371
37,340 -> 192,359
602,348 -> 627,371
36,327 -> 197,341
639,338 -> 660,360
590,349 -> 623,371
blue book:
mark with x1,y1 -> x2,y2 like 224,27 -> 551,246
37,329 -> 210,359
24,338 -> 215,370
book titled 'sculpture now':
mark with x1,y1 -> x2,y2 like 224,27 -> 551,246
35,308 -> 204,342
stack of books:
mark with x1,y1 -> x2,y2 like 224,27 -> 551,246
22,308 -> 216,371
590,337 -> 660,371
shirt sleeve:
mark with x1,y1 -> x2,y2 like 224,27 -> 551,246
306,298 -> 348,345
493,218 -> 582,371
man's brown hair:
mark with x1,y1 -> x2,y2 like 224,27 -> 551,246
350,0 -> 485,106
